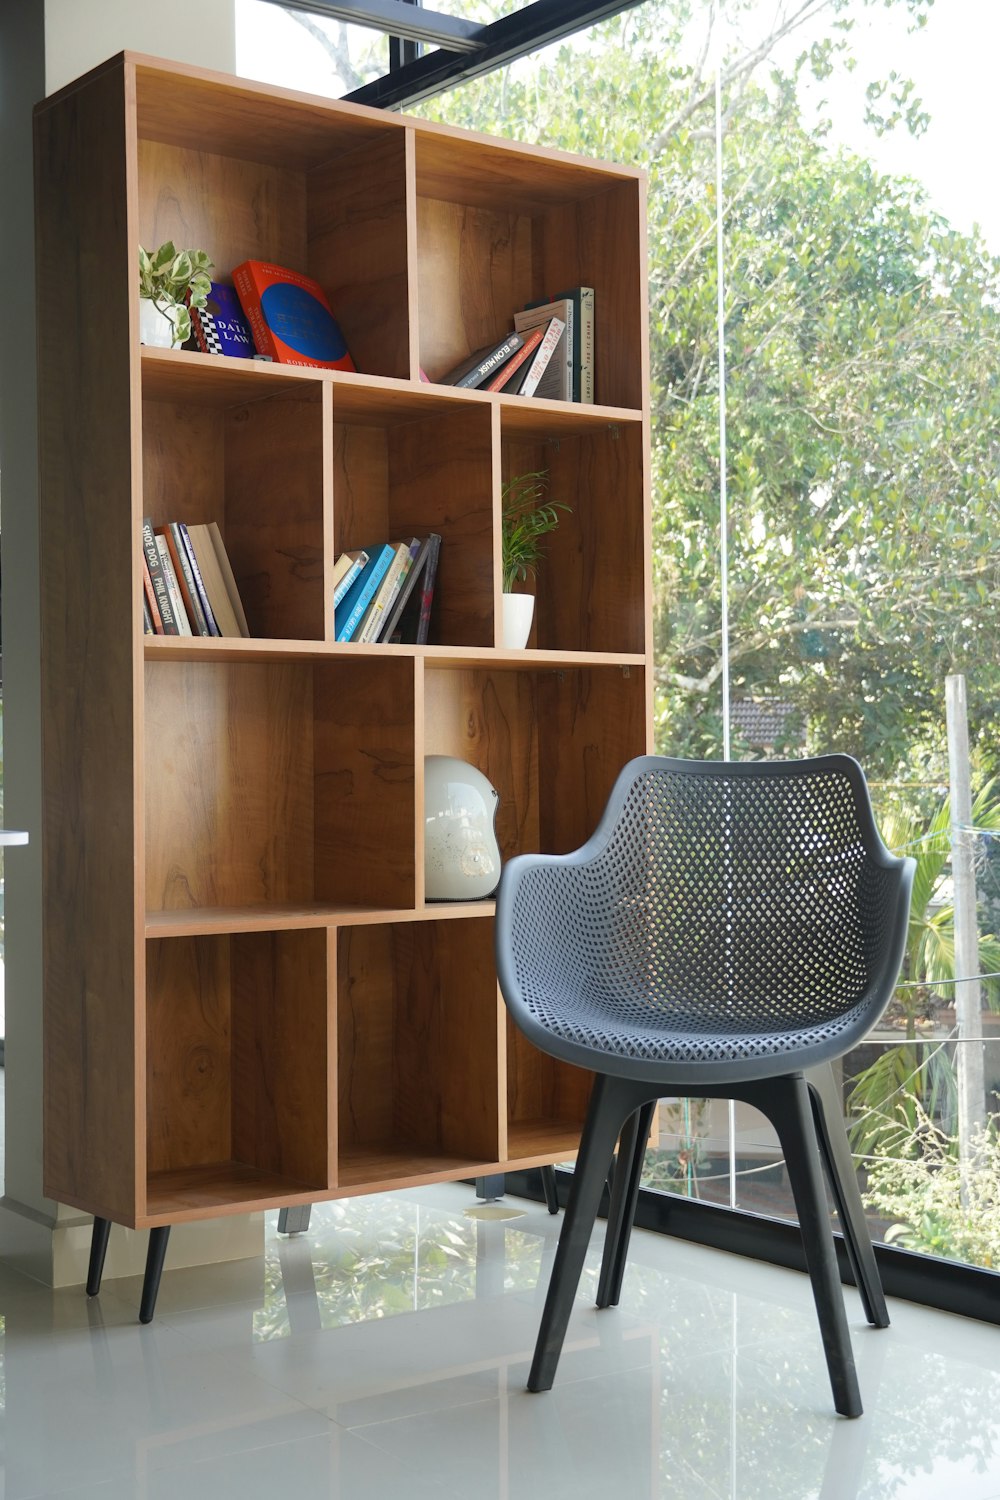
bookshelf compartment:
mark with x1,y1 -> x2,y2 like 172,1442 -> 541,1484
501,418 -> 646,655
337,919 -> 502,1186
414,134 -> 644,409
506,1019 -> 591,1168
144,656 -> 415,915
145,927 -> 331,1217
332,391 -> 494,649
424,663 -> 649,862
136,76 -> 411,380
142,381 -> 326,641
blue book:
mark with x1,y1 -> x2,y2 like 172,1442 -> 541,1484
335,543 -> 396,641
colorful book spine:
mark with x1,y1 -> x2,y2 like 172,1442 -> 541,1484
517,317 -> 565,398
359,539 -> 420,643
554,286 -> 595,403
333,549 -> 370,608
440,332 -> 525,389
154,535 -> 193,635
178,522 -> 221,636
142,555 -> 164,634
415,532 -> 442,644
232,259 -> 355,371
484,326 -> 544,393
335,543 -> 396,642
141,516 -> 177,634
189,281 -> 255,359
158,522 -> 210,636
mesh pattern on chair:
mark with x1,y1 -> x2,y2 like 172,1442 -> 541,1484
509,764 -> 899,1068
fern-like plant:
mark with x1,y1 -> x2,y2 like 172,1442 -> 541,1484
501,469 -> 570,592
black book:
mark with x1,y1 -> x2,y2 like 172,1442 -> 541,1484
438,332 -> 524,389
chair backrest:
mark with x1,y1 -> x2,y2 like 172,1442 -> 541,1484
497,755 -> 915,1080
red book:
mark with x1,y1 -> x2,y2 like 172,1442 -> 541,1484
232,260 -> 356,371
141,555 -> 163,634
483,325 -> 544,392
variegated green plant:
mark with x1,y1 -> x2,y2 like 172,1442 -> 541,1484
138,240 -> 214,347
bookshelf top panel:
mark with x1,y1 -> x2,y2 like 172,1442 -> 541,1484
132,56 -> 401,168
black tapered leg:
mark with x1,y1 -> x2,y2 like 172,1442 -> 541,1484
597,1100 -> 656,1308
528,1074 -> 650,1393
539,1164 -> 560,1214
806,1063 -> 889,1329
139,1227 -> 171,1325
753,1074 -> 862,1418
86,1217 -> 112,1297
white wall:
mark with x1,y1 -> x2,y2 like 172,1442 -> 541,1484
0,0 -> 261,1287
45,0 -> 236,93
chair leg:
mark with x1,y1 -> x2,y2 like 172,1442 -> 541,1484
597,1100 -> 656,1309
528,1074 -> 649,1393
752,1074 -> 863,1418
539,1164 -> 560,1215
806,1063 -> 889,1329
86,1217 -> 112,1296
139,1227 -> 171,1325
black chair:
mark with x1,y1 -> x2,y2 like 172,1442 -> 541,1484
495,754 -> 914,1417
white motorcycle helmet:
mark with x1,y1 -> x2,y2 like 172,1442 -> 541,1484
424,755 -> 501,900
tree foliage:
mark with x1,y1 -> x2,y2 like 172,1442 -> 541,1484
415,0 -> 1000,778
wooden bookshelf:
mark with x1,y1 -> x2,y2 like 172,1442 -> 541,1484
35,53 -> 651,1240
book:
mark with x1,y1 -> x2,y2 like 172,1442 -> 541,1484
154,534 -> 193,635
388,532 -> 442,644
508,316 -> 564,398
184,523 -> 245,637
157,522 -> 211,635
232,259 -> 356,371
553,285 -> 595,403
438,332 -> 525,390
178,521 -> 221,636
358,538 -> 420,643
189,281 -> 255,358
141,516 -> 178,634
333,548 -> 369,608
335,543 -> 396,642
206,521 -> 250,635
415,531 -> 442,644
141,554 -> 164,634
483,325 -> 544,393
142,594 -> 154,634
377,534 -> 434,642
514,297 -> 574,401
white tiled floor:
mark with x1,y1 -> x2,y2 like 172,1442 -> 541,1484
0,1179 -> 998,1498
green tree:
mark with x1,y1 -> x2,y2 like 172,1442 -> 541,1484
415,0 -> 1000,778
847,786 -> 1000,1156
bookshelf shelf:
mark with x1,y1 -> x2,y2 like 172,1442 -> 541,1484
36,52 -> 650,1253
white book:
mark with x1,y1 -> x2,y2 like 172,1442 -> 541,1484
154,534 -> 193,635
514,297 -> 574,401
514,316 -> 565,398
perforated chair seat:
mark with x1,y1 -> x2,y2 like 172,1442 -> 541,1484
495,754 -> 914,1420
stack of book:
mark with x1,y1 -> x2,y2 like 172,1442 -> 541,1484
436,286 -> 594,403
334,533 -> 442,644
142,517 -> 249,636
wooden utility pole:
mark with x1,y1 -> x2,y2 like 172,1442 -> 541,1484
946,674 -> 986,1163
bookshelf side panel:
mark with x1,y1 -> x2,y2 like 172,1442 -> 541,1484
36,63 -> 140,1221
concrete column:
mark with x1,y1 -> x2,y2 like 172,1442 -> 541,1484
0,0 -> 263,1286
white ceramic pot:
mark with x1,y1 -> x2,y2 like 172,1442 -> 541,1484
139,297 -> 179,348
501,592 -> 535,650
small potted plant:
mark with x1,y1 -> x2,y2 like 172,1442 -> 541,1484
138,240 -> 214,348
501,469 -> 570,649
